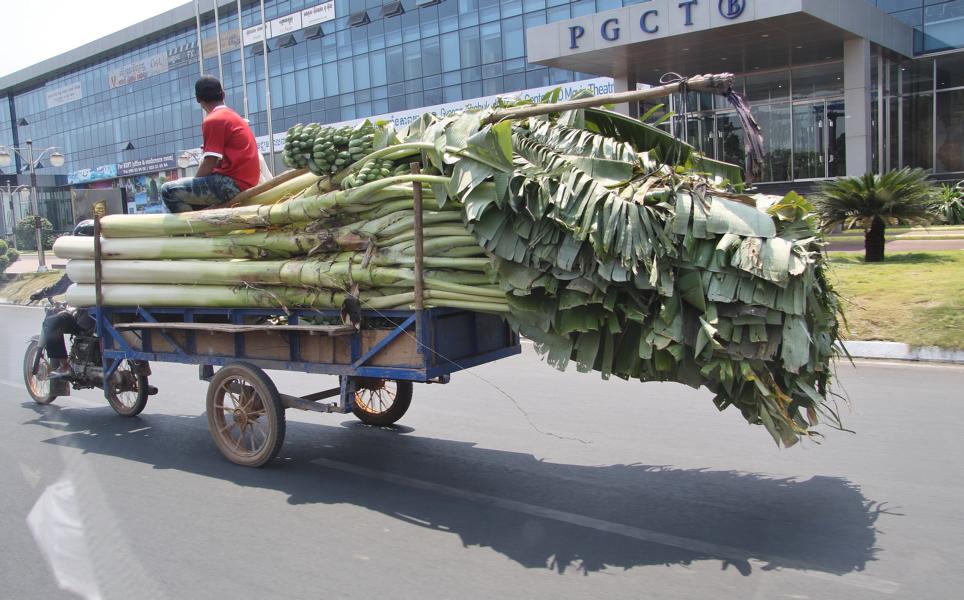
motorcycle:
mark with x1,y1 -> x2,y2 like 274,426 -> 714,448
23,298 -> 157,417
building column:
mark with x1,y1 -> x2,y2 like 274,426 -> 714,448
844,38 -> 873,176
613,72 -> 639,118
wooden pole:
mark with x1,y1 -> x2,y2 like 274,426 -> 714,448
481,73 -> 733,125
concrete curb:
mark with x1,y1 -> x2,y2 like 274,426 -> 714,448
839,341 -> 964,364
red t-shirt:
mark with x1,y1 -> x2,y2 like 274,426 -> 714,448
201,105 -> 260,191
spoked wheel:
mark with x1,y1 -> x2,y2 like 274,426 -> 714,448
351,378 -> 413,426
22,338 -> 56,405
106,363 -> 149,417
206,362 -> 285,468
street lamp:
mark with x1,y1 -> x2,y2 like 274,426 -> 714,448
0,140 -> 67,272
1,183 -> 30,247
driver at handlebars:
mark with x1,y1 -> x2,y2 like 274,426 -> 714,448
29,219 -> 96,379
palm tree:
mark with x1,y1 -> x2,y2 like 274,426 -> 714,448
815,168 -> 936,262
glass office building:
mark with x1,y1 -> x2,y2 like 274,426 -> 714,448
0,0 -> 962,231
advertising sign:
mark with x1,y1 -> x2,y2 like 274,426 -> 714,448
46,82 -> 83,109
68,164 -> 118,185
302,1 -> 335,27
269,12 -> 303,38
202,28 -> 241,56
123,171 -> 176,214
167,43 -> 199,69
243,23 -> 269,46
117,154 -> 177,177
109,53 -> 168,89
253,77 -> 617,153
71,188 -> 124,222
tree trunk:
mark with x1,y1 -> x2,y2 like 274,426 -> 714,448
864,216 -> 886,262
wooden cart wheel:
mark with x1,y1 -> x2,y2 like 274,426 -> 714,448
22,338 -> 56,405
351,379 -> 413,426
106,363 -> 149,417
206,362 -> 285,468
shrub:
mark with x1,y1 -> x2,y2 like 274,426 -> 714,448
815,168 -> 936,262
7,248 -> 19,263
932,181 -> 964,225
0,254 -> 9,273
0,240 -> 6,254
14,217 -> 55,251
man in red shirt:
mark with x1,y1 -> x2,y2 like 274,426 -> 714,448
161,76 -> 261,212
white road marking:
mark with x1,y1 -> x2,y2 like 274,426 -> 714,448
311,455 -> 900,594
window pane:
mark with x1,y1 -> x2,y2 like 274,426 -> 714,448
441,32 -> 461,73
502,16 -> 524,60
404,41 -> 423,79
422,36 -> 441,76
387,45 -> 405,84
480,22 -> 502,64
370,50 -> 387,87
460,27 -> 481,68
936,89 -> 964,172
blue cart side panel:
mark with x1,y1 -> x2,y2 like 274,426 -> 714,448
95,307 -> 520,382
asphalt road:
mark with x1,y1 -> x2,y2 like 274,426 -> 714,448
1,304 -> 963,599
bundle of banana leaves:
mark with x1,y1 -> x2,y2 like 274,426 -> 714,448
54,78 -> 844,446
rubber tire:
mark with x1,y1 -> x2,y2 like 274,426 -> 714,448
206,362 -> 285,468
106,365 -> 150,417
352,380 -> 413,426
23,338 -> 57,405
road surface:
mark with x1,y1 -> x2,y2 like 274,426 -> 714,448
1,304 -> 962,599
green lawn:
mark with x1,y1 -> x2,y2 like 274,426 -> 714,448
828,250 -> 964,349
0,271 -> 63,304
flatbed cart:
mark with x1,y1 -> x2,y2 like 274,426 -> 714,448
93,305 -> 520,467
79,163 -> 519,467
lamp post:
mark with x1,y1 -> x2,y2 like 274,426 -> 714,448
1,183 -> 30,248
0,141 -> 66,272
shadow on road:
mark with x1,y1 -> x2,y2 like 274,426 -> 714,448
24,402 -> 887,577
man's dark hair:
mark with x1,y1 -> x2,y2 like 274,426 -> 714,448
195,75 -> 225,103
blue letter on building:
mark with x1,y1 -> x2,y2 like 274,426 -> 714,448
679,0 -> 698,27
601,18 -> 620,42
640,9 -> 659,34
718,0 -> 745,19
569,25 -> 585,49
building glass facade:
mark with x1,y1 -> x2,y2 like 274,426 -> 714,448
0,0 -> 962,230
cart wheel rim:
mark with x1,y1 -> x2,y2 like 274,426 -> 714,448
27,346 -> 51,399
211,377 -> 271,457
110,370 -> 140,408
354,380 -> 397,414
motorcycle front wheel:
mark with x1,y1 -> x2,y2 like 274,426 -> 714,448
23,338 -> 57,405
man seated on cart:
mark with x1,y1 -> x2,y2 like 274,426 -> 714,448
161,76 -> 261,213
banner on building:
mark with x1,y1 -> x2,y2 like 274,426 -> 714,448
269,12 -> 303,38
202,28 -> 242,56
124,171 -> 176,214
255,77 -> 618,153
302,1 -> 335,27
117,154 -> 177,177
243,23 -> 269,46
167,43 -> 200,69
108,53 -> 169,89
46,82 -> 83,109
71,188 -> 124,222
68,164 -> 118,185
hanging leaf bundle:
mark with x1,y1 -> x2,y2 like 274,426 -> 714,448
54,78 -> 845,446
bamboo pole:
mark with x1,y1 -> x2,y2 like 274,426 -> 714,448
481,73 -> 734,125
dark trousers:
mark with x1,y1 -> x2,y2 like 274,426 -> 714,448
41,311 -> 83,359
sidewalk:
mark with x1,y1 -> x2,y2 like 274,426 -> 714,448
826,238 -> 964,252
4,252 -> 65,274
